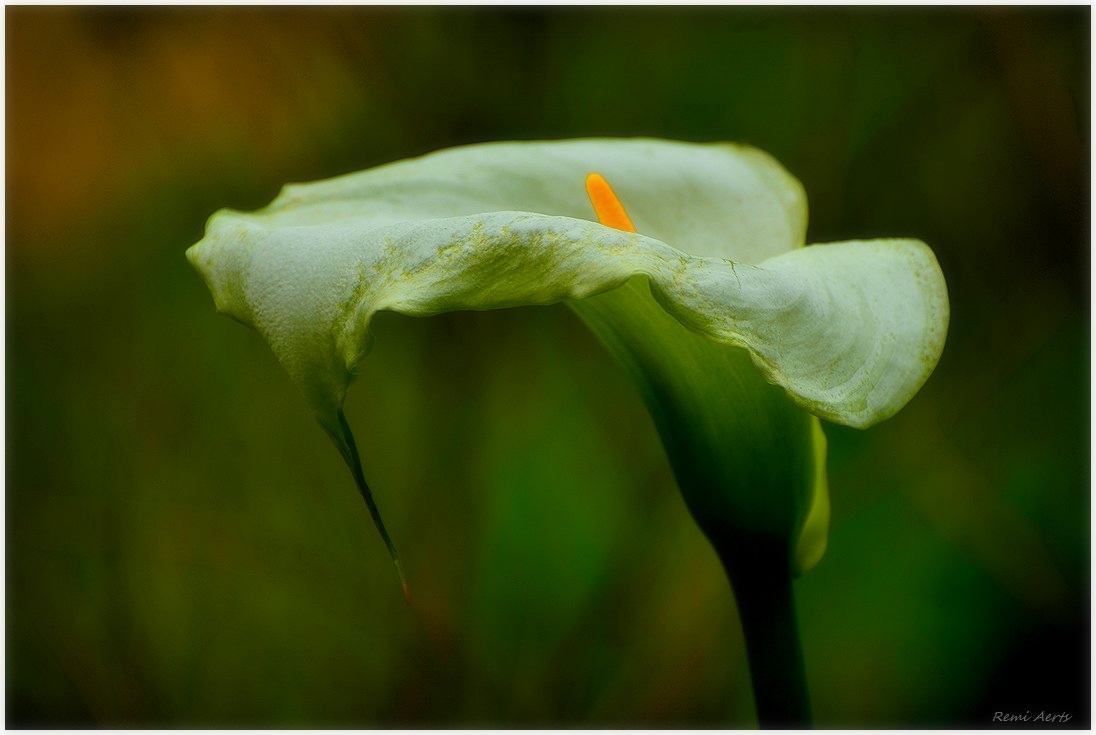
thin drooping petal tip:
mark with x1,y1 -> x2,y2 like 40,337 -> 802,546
331,409 -> 412,603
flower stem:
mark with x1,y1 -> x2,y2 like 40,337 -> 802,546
709,528 -> 812,729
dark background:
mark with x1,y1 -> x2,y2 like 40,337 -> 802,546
7,6 -> 1089,727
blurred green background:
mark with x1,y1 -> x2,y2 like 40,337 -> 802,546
7,6 -> 1089,727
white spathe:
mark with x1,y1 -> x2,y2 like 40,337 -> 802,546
187,139 -> 949,434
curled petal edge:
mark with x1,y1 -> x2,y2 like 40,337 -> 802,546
187,209 -> 948,433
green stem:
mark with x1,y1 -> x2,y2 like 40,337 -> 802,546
709,529 -> 812,729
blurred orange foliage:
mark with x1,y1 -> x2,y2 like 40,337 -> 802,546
8,8 -> 383,252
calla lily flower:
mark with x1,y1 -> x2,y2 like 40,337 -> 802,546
186,138 -> 942,569
187,139 -> 948,723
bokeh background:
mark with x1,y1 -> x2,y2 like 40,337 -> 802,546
7,6 -> 1089,727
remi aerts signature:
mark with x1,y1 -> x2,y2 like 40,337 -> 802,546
993,711 -> 1072,724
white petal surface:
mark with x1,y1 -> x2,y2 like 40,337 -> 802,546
186,139 -> 947,431
260,139 -> 807,262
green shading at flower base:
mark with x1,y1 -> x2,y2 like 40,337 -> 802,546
571,278 -> 827,578
573,279 -> 823,726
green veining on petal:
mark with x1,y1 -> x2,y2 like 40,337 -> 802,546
188,203 -> 947,434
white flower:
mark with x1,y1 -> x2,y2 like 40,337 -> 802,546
187,138 -> 948,581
